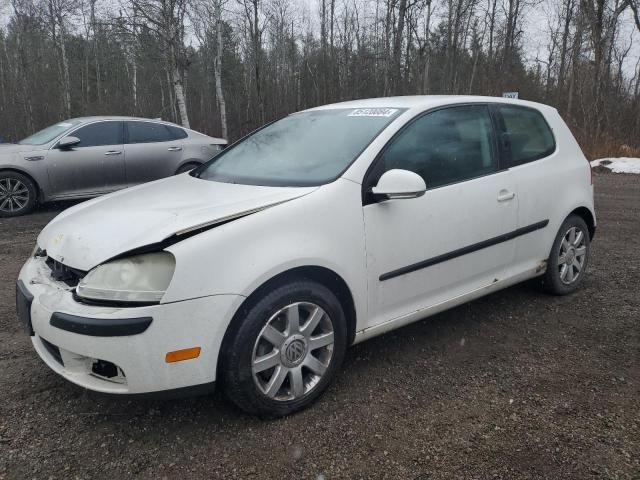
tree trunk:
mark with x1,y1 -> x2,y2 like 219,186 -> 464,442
557,0 -> 574,107
52,8 -> 72,117
172,66 -> 190,128
391,0 -> 408,93
214,1 -> 228,139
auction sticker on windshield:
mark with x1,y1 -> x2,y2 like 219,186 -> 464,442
348,108 -> 398,117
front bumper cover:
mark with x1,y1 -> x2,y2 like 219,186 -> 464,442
18,256 -> 244,395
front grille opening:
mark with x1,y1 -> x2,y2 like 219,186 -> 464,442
44,257 -> 85,288
91,359 -> 127,384
40,337 -> 64,366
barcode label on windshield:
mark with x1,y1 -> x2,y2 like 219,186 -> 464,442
348,108 -> 398,117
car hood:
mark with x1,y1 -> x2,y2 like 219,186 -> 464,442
38,174 -> 317,271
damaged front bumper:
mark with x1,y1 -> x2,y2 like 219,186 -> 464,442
17,255 -> 244,395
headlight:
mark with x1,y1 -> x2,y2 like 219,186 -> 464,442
76,252 -> 175,304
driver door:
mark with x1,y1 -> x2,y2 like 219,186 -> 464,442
46,121 -> 126,198
363,105 -> 518,327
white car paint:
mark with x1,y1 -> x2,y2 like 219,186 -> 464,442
17,95 -> 595,395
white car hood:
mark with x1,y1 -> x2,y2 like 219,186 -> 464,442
38,174 -> 316,271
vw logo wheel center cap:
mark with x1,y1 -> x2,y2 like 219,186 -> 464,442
281,334 -> 307,367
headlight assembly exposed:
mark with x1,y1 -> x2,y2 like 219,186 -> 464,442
76,252 -> 175,304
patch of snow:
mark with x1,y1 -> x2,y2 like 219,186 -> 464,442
591,157 -> 640,174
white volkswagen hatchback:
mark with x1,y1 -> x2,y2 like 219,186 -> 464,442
17,96 -> 595,416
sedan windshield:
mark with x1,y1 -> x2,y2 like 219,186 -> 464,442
195,108 -> 403,186
18,119 -> 83,145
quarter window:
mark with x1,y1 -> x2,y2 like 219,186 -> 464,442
126,121 -> 174,144
497,106 -> 555,166
166,125 -> 188,140
72,121 -> 123,147
378,105 -> 497,189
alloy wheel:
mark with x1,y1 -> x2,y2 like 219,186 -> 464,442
558,226 -> 587,284
0,178 -> 30,213
252,302 -> 335,401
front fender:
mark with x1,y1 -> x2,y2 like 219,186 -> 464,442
163,179 -> 368,330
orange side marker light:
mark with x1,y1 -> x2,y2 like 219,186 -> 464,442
165,347 -> 201,363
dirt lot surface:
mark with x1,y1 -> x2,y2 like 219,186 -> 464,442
0,172 -> 638,479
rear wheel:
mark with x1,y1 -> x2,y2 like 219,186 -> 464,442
0,171 -> 37,217
543,214 -> 590,295
222,280 -> 347,417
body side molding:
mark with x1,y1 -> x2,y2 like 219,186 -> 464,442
379,220 -> 549,281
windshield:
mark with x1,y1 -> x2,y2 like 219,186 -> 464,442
195,108 -> 403,186
18,119 -> 83,145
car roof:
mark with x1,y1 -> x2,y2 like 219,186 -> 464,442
304,95 -> 556,113
62,116 -> 225,142
68,116 -> 181,126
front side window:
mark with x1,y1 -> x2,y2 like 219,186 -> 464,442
127,121 -> 174,144
497,106 -> 555,166
18,119 -> 83,145
377,105 -> 497,189
196,108 -> 403,187
72,121 -> 123,147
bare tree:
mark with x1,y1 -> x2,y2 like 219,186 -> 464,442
129,0 -> 191,127
37,0 -> 78,116
191,0 -> 228,138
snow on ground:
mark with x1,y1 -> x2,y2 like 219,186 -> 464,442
591,157 -> 640,174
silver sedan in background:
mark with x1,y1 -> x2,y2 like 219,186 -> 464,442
0,117 -> 226,216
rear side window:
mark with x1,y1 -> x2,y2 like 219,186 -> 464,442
497,106 -> 555,166
72,121 -> 123,147
166,125 -> 188,140
126,121 -> 174,144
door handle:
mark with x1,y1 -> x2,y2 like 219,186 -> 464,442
104,150 -> 122,156
167,146 -> 183,152
497,190 -> 516,202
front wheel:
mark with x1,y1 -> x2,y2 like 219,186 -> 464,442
0,171 -> 37,217
543,214 -> 591,295
221,280 -> 347,417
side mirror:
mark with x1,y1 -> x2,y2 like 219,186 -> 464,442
57,136 -> 81,149
371,169 -> 426,201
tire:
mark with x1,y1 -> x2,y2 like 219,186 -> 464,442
221,279 -> 348,417
0,171 -> 37,217
543,214 -> 591,295
175,162 -> 200,175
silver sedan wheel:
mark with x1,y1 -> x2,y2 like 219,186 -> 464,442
558,226 -> 587,284
252,302 -> 334,402
0,178 -> 30,213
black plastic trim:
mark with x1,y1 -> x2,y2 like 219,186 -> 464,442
40,337 -> 64,365
50,312 -> 153,337
95,381 -> 216,401
16,280 -> 35,336
72,291 -> 159,308
379,220 -> 549,281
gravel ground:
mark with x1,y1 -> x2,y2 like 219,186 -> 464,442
0,172 -> 638,479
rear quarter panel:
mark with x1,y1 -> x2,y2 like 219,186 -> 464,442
512,108 -> 594,270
